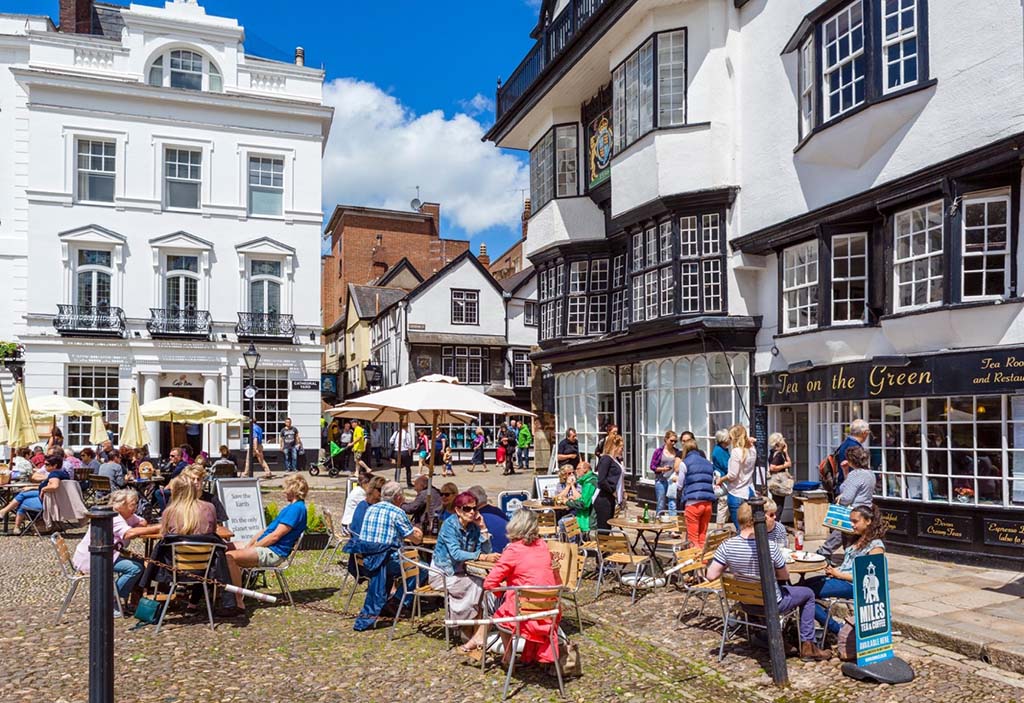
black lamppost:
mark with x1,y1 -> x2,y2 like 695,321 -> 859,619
242,342 -> 261,477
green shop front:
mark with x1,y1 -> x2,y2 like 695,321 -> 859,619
757,347 -> 1024,567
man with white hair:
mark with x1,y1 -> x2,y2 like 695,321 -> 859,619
817,419 -> 872,558
352,481 -> 422,631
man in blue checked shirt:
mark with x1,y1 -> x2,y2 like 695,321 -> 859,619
351,481 -> 422,631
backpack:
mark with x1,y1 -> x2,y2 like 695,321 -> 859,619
818,451 -> 840,502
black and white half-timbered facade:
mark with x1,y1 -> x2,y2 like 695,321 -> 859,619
487,0 -> 1024,564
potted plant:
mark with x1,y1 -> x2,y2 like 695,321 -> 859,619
263,500 -> 330,550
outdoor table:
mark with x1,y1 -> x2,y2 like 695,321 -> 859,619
607,517 -> 680,576
0,482 -> 37,534
520,500 -> 571,513
786,558 -> 827,583
465,559 -> 496,578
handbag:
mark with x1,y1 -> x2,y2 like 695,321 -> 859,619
133,596 -> 160,624
767,470 -> 795,496
558,639 -> 582,678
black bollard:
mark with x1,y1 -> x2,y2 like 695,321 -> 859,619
88,507 -> 116,703
749,496 -> 789,687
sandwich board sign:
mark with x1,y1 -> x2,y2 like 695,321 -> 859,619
499,491 -> 530,521
217,477 -> 266,543
852,553 -> 894,666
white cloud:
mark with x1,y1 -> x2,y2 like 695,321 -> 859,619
322,78 -> 527,236
459,92 -> 495,117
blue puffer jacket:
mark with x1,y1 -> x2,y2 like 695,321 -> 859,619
680,453 -> 717,503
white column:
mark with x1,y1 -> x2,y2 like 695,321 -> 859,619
203,373 -> 220,450
143,374 -> 160,457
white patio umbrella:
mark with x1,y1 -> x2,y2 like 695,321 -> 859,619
138,396 -> 216,423
197,403 -> 248,455
88,403 -> 108,445
325,402 -> 476,425
347,375 -> 535,519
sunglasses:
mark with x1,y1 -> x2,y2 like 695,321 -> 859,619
441,492 -> 455,497
460,505 -> 479,513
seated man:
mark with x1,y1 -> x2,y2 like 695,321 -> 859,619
401,474 -> 442,528
0,455 -> 69,531
468,485 -> 509,552
349,481 -> 422,631
705,503 -> 831,661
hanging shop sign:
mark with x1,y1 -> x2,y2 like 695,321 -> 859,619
759,348 -> 1024,405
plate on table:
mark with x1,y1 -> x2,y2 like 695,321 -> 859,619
790,551 -> 825,564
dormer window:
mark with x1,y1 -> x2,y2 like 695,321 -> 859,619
147,49 -> 223,92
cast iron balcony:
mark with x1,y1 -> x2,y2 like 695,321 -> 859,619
235,312 -> 295,342
496,0 -> 610,119
147,307 -> 212,340
53,304 -> 127,337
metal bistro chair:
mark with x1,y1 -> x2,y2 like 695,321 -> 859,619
154,541 -> 223,634
593,528 -> 651,604
663,544 -> 724,624
338,540 -> 367,613
85,474 -> 113,508
479,585 -> 566,701
50,533 -> 123,623
315,509 -> 347,571
819,596 -> 855,647
244,533 -> 304,607
536,510 -> 558,539
548,539 -> 587,632
717,575 -> 800,661
390,549 -> 452,644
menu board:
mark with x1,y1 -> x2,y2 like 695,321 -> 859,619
217,478 -> 266,543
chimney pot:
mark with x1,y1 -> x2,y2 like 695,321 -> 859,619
295,47 -> 305,67
478,243 -> 491,267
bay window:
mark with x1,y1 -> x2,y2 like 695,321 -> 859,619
530,124 -> 578,212
679,214 -> 724,314
613,29 -> 687,152
893,201 -> 943,310
443,346 -> 488,385
961,191 -> 1010,300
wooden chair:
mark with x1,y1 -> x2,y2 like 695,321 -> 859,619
718,575 -> 799,661
315,509 -> 346,571
663,544 -> 724,623
390,549 -> 451,644
243,533 -> 304,607
50,533 -> 123,623
154,541 -> 223,634
478,585 -> 565,701
85,475 -> 112,507
536,510 -> 558,538
548,539 -> 587,632
699,528 -> 733,564
593,528 -> 651,604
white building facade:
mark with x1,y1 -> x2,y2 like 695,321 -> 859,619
0,0 -> 332,461
488,0 -> 1024,564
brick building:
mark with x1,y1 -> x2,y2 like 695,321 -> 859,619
320,203 -> 469,398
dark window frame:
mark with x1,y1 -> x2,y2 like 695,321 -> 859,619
529,122 -> 580,214
450,288 -> 480,326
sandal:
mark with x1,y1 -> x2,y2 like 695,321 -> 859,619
459,641 -> 483,653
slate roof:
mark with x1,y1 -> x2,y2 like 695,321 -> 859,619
349,285 -> 407,320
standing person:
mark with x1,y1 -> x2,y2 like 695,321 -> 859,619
469,427 -> 487,473
594,423 -> 619,460
679,431 -> 707,459
501,424 -> 516,475
834,419 -> 870,493
369,422 -> 383,468
556,428 -> 581,469
390,425 -> 415,488
711,429 -> 731,526
432,427 -> 448,468
280,418 -> 300,473
593,434 -> 624,531
495,427 -> 508,472
250,421 -> 272,479
678,438 -> 717,548
650,431 -> 681,516
415,429 -> 429,473
767,432 -> 794,517
338,421 -> 354,474
516,419 -> 533,471
716,424 -> 756,530
47,421 -> 64,450
351,419 -> 370,474
818,445 -> 876,558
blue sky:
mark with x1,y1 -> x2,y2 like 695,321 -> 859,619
9,0 -> 540,257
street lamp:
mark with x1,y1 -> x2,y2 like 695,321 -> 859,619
242,342 -> 260,477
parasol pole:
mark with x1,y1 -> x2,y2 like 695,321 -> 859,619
427,409 -> 438,531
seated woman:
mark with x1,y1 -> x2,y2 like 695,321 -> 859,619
0,454 -> 68,531
73,489 -> 151,605
182,464 -> 231,539
483,508 -> 562,666
224,473 -> 308,613
553,465 -> 579,503
764,499 -> 789,549
349,476 -> 386,536
212,445 -> 238,475
438,481 -> 459,524
803,504 -> 886,634
429,490 -> 499,653
160,475 -> 219,537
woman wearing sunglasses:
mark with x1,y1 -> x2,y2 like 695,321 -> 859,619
438,482 -> 459,523
429,490 -> 499,653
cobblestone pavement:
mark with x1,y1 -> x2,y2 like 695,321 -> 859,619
1,488 -> 1022,703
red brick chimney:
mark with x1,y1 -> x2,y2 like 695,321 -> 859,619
477,243 -> 490,267
419,202 -> 441,234
59,0 -> 94,34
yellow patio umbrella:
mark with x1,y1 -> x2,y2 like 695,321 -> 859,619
8,382 -> 39,448
0,382 -> 9,446
138,396 -> 216,424
89,403 -> 108,445
28,394 -> 102,420
197,404 -> 248,424
119,389 -> 150,449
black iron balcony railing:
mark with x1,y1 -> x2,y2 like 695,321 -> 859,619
235,312 -> 295,341
497,0 -> 610,119
147,307 -> 212,339
53,304 -> 127,337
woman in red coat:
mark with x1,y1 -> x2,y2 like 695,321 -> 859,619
483,509 -> 561,664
